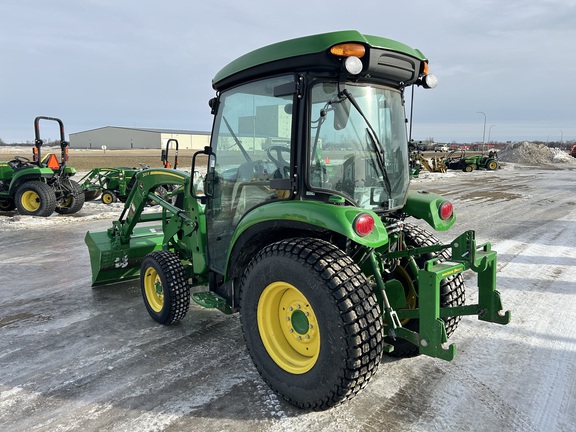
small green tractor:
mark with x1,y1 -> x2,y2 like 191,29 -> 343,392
445,149 -> 499,172
0,116 -> 84,216
86,31 -> 510,409
80,163 -> 151,204
80,139 -> 180,204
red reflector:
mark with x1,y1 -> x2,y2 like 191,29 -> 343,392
439,201 -> 453,220
353,213 -> 375,236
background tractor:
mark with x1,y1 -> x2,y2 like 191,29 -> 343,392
0,116 -> 84,216
80,139 -> 181,204
445,149 -> 498,172
80,164 -> 151,204
86,31 -> 510,410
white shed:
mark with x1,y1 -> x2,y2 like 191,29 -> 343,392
69,127 -> 210,150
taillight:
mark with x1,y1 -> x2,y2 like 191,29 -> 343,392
353,213 -> 375,236
439,201 -> 453,220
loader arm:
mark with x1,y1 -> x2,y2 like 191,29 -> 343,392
110,169 -> 190,245
85,168 -> 203,286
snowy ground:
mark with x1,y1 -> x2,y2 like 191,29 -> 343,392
0,161 -> 575,431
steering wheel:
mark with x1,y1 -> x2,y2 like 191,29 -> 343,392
11,156 -> 31,168
266,146 -> 290,176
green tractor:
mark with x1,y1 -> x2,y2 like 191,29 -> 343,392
445,149 -> 499,172
0,116 -> 84,216
79,163 -> 151,204
85,31 -> 510,409
80,139 -> 181,204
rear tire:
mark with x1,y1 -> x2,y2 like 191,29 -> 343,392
15,181 -> 57,217
239,237 -> 384,410
140,250 -> 190,325
55,179 -> 85,214
384,223 -> 466,357
486,159 -> 498,170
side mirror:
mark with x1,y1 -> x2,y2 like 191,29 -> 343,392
333,99 -> 350,130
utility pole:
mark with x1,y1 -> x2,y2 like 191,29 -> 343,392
477,111 -> 486,152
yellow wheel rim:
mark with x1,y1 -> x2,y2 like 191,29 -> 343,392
143,266 -> 164,312
102,193 -> 114,204
394,265 -> 417,326
21,190 -> 41,212
257,281 -> 320,374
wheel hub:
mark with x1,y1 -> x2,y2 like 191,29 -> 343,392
257,281 -> 320,374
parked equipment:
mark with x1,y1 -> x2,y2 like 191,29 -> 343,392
85,31 -> 510,409
79,164 -> 150,204
161,139 -> 179,169
445,149 -> 498,172
0,116 -> 84,216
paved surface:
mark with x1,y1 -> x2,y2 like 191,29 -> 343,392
1,162 -> 575,431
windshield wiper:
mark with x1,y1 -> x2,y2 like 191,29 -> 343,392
340,89 -> 392,199
223,116 -> 252,162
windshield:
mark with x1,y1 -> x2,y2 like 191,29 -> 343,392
308,82 -> 409,211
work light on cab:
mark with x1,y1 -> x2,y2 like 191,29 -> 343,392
330,43 -> 365,75
439,201 -> 453,220
418,61 -> 438,89
353,213 -> 375,236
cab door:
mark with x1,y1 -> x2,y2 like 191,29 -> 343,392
204,75 -> 296,275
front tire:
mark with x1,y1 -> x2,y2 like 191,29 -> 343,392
140,250 -> 190,325
101,190 -> 117,204
15,181 -> 57,217
0,199 -> 15,211
239,237 -> 384,410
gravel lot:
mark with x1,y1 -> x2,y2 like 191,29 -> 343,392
0,150 -> 575,431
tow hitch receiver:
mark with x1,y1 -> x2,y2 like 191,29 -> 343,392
391,231 -> 511,360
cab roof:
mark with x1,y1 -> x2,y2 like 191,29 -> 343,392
212,30 -> 428,91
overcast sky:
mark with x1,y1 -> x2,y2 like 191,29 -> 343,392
1,0 -> 575,144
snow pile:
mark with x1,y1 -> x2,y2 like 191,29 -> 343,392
498,142 -> 576,165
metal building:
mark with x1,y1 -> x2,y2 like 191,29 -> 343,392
69,127 -> 210,150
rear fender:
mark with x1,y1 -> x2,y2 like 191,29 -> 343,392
403,190 -> 455,231
226,200 -> 389,275
8,166 -> 55,194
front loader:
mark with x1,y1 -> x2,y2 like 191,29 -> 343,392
85,31 -> 510,410
79,163 -> 150,204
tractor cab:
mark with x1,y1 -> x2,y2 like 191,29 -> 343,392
200,32 -> 439,274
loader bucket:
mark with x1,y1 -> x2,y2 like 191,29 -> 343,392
85,226 -> 164,286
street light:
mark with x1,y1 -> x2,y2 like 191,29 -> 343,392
477,111 -> 486,151
488,124 -> 496,143
560,130 -> 564,143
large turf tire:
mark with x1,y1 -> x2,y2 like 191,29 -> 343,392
239,237 -> 384,410
486,159 -> 498,170
15,181 -> 57,217
55,179 -> 85,214
140,250 -> 190,325
385,223 -> 466,357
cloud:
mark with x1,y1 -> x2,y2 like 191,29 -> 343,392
0,0 -> 575,143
